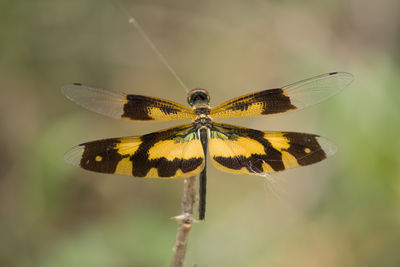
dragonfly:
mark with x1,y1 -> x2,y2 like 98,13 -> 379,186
62,71 -> 353,220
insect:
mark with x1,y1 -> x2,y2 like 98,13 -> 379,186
62,71 -> 353,220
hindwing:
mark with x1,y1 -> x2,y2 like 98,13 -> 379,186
64,124 -> 205,178
208,123 -> 336,175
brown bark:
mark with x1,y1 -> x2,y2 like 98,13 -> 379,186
170,176 -> 197,267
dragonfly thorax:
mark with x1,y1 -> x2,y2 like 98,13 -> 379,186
194,116 -> 212,129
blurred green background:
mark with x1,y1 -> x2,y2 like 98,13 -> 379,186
1,0 -> 400,266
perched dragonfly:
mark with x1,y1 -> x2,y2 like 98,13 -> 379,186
62,72 -> 353,220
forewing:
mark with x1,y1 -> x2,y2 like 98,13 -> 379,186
61,83 -> 196,121
209,123 -> 336,175
64,124 -> 205,178
210,72 -> 353,119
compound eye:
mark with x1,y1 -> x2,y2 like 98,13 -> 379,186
187,93 -> 195,106
187,88 -> 210,106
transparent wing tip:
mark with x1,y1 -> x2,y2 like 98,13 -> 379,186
60,83 -> 125,119
331,72 -> 354,88
61,83 -> 81,100
60,83 -> 72,93
284,72 -> 354,109
316,136 -> 338,157
63,145 -> 84,167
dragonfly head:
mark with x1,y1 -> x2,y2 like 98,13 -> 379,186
187,88 -> 210,107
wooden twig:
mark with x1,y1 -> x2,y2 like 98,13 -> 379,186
170,176 -> 197,267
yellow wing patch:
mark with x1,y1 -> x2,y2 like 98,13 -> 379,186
208,137 -> 265,158
144,105 -> 195,121
148,139 -> 204,161
114,137 -> 141,155
210,101 -> 267,119
115,157 -> 134,176
263,132 -> 290,151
